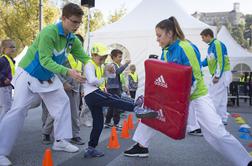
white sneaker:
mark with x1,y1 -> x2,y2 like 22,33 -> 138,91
0,155 -> 12,166
52,140 -> 79,153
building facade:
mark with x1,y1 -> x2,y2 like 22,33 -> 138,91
192,3 -> 245,26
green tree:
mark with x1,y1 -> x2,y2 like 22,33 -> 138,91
225,20 -> 232,32
0,0 -> 59,51
0,0 -> 127,53
74,7 -> 106,38
245,14 -> 252,29
244,14 -> 252,47
231,24 -> 249,48
90,9 -> 106,32
107,6 -> 127,24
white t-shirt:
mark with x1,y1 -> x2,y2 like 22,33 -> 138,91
84,62 -> 115,96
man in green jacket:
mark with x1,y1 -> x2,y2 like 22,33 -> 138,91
0,3 -> 90,165
201,28 -> 232,125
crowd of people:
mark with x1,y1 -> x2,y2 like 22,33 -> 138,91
0,2 -> 251,166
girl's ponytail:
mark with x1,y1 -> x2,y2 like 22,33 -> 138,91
168,16 -> 185,40
156,17 -> 185,41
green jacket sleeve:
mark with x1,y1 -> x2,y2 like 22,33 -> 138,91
71,38 -> 90,65
38,29 -> 68,76
214,40 -> 224,78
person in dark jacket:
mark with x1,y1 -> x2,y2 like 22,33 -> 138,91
0,39 -> 16,121
128,64 -> 138,99
104,49 -> 130,130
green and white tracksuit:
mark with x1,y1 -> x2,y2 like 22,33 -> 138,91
0,22 -> 90,156
202,39 -> 232,123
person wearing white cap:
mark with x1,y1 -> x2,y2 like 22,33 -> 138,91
83,42 -> 158,158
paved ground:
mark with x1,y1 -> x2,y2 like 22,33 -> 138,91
1,101 -> 252,166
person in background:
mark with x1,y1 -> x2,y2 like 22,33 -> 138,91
128,64 -> 138,99
123,17 -> 252,166
41,34 -> 85,145
0,39 -> 16,122
200,28 -> 232,125
239,72 -> 251,101
0,3 -> 90,165
104,49 -> 130,130
83,43 -> 158,158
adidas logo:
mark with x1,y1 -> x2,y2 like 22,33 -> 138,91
154,75 -> 168,88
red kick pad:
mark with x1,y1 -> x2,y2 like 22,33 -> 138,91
141,59 -> 192,139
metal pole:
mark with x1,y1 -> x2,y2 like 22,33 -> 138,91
39,0 -> 43,31
250,25 -> 252,47
86,7 -> 91,54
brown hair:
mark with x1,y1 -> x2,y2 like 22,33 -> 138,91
110,49 -> 123,60
155,16 -> 185,40
62,3 -> 84,18
200,28 -> 214,38
0,39 -> 14,54
129,64 -> 136,70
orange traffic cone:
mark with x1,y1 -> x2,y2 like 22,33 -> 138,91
107,126 -> 120,149
120,119 -> 130,139
127,114 -> 134,130
42,148 -> 53,166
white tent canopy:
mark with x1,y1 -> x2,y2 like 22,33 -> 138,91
95,0 -> 208,32
217,26 -> 252,72
90,0 -> 212,94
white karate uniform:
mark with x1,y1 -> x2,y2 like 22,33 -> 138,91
0,67 -> 72,156
186,106 -> 200,132
187,71 -> 232,131
208,71 -> 232,123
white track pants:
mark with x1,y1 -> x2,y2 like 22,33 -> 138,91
208,71 -> 232,122
0,68 -> 72,156
133,94 -> 251,166
186,105 -> 200,132
0,86 -> 12,122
